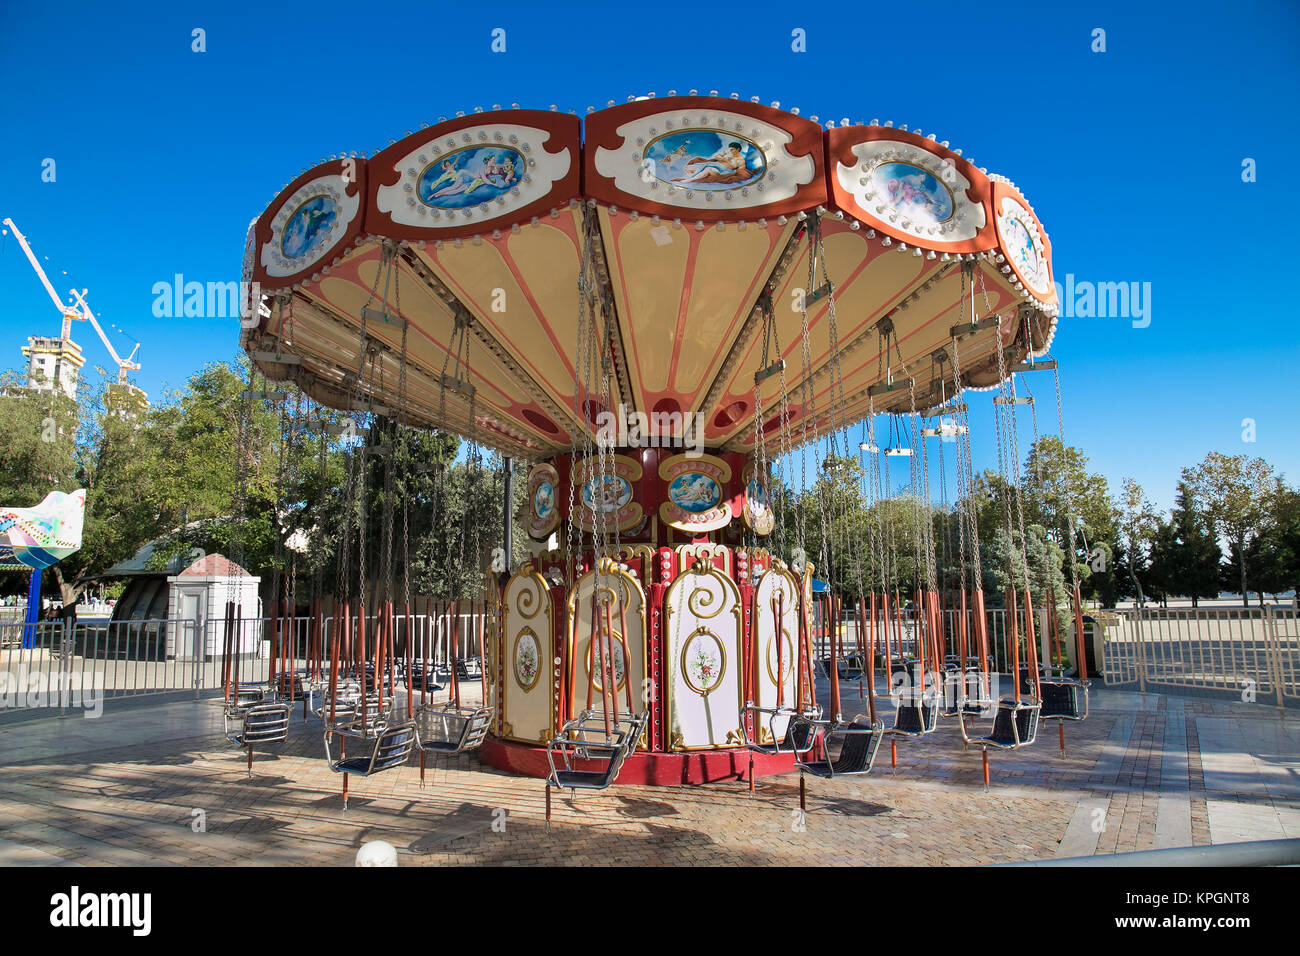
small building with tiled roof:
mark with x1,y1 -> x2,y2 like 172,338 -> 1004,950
166,553 -> 261,660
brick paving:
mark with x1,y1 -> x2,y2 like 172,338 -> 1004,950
0,685 -> 1295,866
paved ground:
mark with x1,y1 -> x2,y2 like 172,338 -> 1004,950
0,683 -> 1296,866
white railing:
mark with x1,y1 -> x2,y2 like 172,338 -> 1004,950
809,600 -> 1299,707
1099,605 -> 1295,706
0,610 -> 493,713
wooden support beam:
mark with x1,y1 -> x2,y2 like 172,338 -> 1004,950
950,316 -> 999,339
866,377 -> 914,397
248,351 -> 302,365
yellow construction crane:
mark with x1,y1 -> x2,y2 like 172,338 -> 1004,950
3,216 -> 142,385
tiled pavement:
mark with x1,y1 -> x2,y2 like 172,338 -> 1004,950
0,684 -> 1296,866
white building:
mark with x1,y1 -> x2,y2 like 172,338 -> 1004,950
166,553 -> 262,660
21,336 -> 83,400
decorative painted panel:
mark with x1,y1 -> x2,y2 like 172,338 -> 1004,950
501,565 -> 553,743
252,158 -> 367,291
663,551 -> 744,750
566,562 -> 648,749
751,566 -> 801,743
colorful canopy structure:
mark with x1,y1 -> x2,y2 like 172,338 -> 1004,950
241,95 -> 1058,459
238,94 -> 1068,786
0,489 -> 87,571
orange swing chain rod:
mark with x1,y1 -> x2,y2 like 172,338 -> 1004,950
221,599 -> 234,700
1073,583 -> 1088,681
404,601 -> 414,718
859,593 -> 876,723
602,595 -> 619,729
449,599 -> 461,709
828,592 -> 841,720
1007,586 -> 1021,704
616,595 -> 634,716
585,589 -> 600,715
1023,588 -> 1041,699
881,588 -> 894,695
774,591 -> 785,709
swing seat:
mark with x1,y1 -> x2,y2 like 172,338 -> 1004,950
316,687 -> 393,729
885,689 -> 941,736
545,720 -> 636,792
980,697 -> 1041,749
325,721 -> 416,775
227,701 -> 291,748
1039,678 -> 1089,721
454,657 -> 483,680
794,715 -> 884,779
263,672 -> 303,702
415,704 -> 495,756
407,663 -> 443,692
740,702 -> 822,756
940,668 -> 994,717
224,685 -> 270,718
563,710 -> 649,757
838,653 -> 868,680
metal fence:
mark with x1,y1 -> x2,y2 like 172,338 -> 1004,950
815,602 -> 1300,708
7,603 -> 1296,713
818,606 -> 1049,674
0,610 -> 491,714
1090,606 -> 1296,707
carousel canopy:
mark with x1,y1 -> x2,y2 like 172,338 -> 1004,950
242,95 -> 1058,461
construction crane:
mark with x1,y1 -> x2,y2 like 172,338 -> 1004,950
2,216 -> 80,338
68,288 -> 141,385
3,216 -> 143,385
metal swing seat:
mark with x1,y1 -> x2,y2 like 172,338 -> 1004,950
414,702 -> 495,757
740,701 -> 823,757
309,677 -> 358,718
965,695 -> 1042,750
454,656 -> 483,680
544,710 -> 648,792
837,652 -> 869,681
225,699 -> 292,776
881,668 -> 943,736
226,699 -> 292,743
940,661 -> 995,718
406,658 -> 444,693
225,685 -> 272,714
324,720 -> 417,808
793,714 -> 885,779
1037,674 -> 1090,721
311,680 -> 394,730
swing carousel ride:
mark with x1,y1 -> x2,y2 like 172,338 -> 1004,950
240,93 -> 1090,792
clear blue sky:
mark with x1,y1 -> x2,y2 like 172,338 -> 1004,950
2,0 -> 1297,513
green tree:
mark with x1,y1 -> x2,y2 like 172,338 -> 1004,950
1165,480 -> 1222,607
1145,518 -> 1177,607
1117,477 -> 1159,607
1185,453 -> 1277,607
0,371 -> 168,606
1244,483 -> 1299,604
1021,436 -> 1118,548
798,454 -> 874,597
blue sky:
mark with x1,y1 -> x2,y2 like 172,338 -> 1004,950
1,0 -> 1297,513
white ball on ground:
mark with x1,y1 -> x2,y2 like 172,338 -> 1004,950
356,840 -> 398,866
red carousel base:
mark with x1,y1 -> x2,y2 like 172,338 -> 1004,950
480,736 -> 797,785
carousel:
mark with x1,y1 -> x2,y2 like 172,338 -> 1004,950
240,93 -> 1069,789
